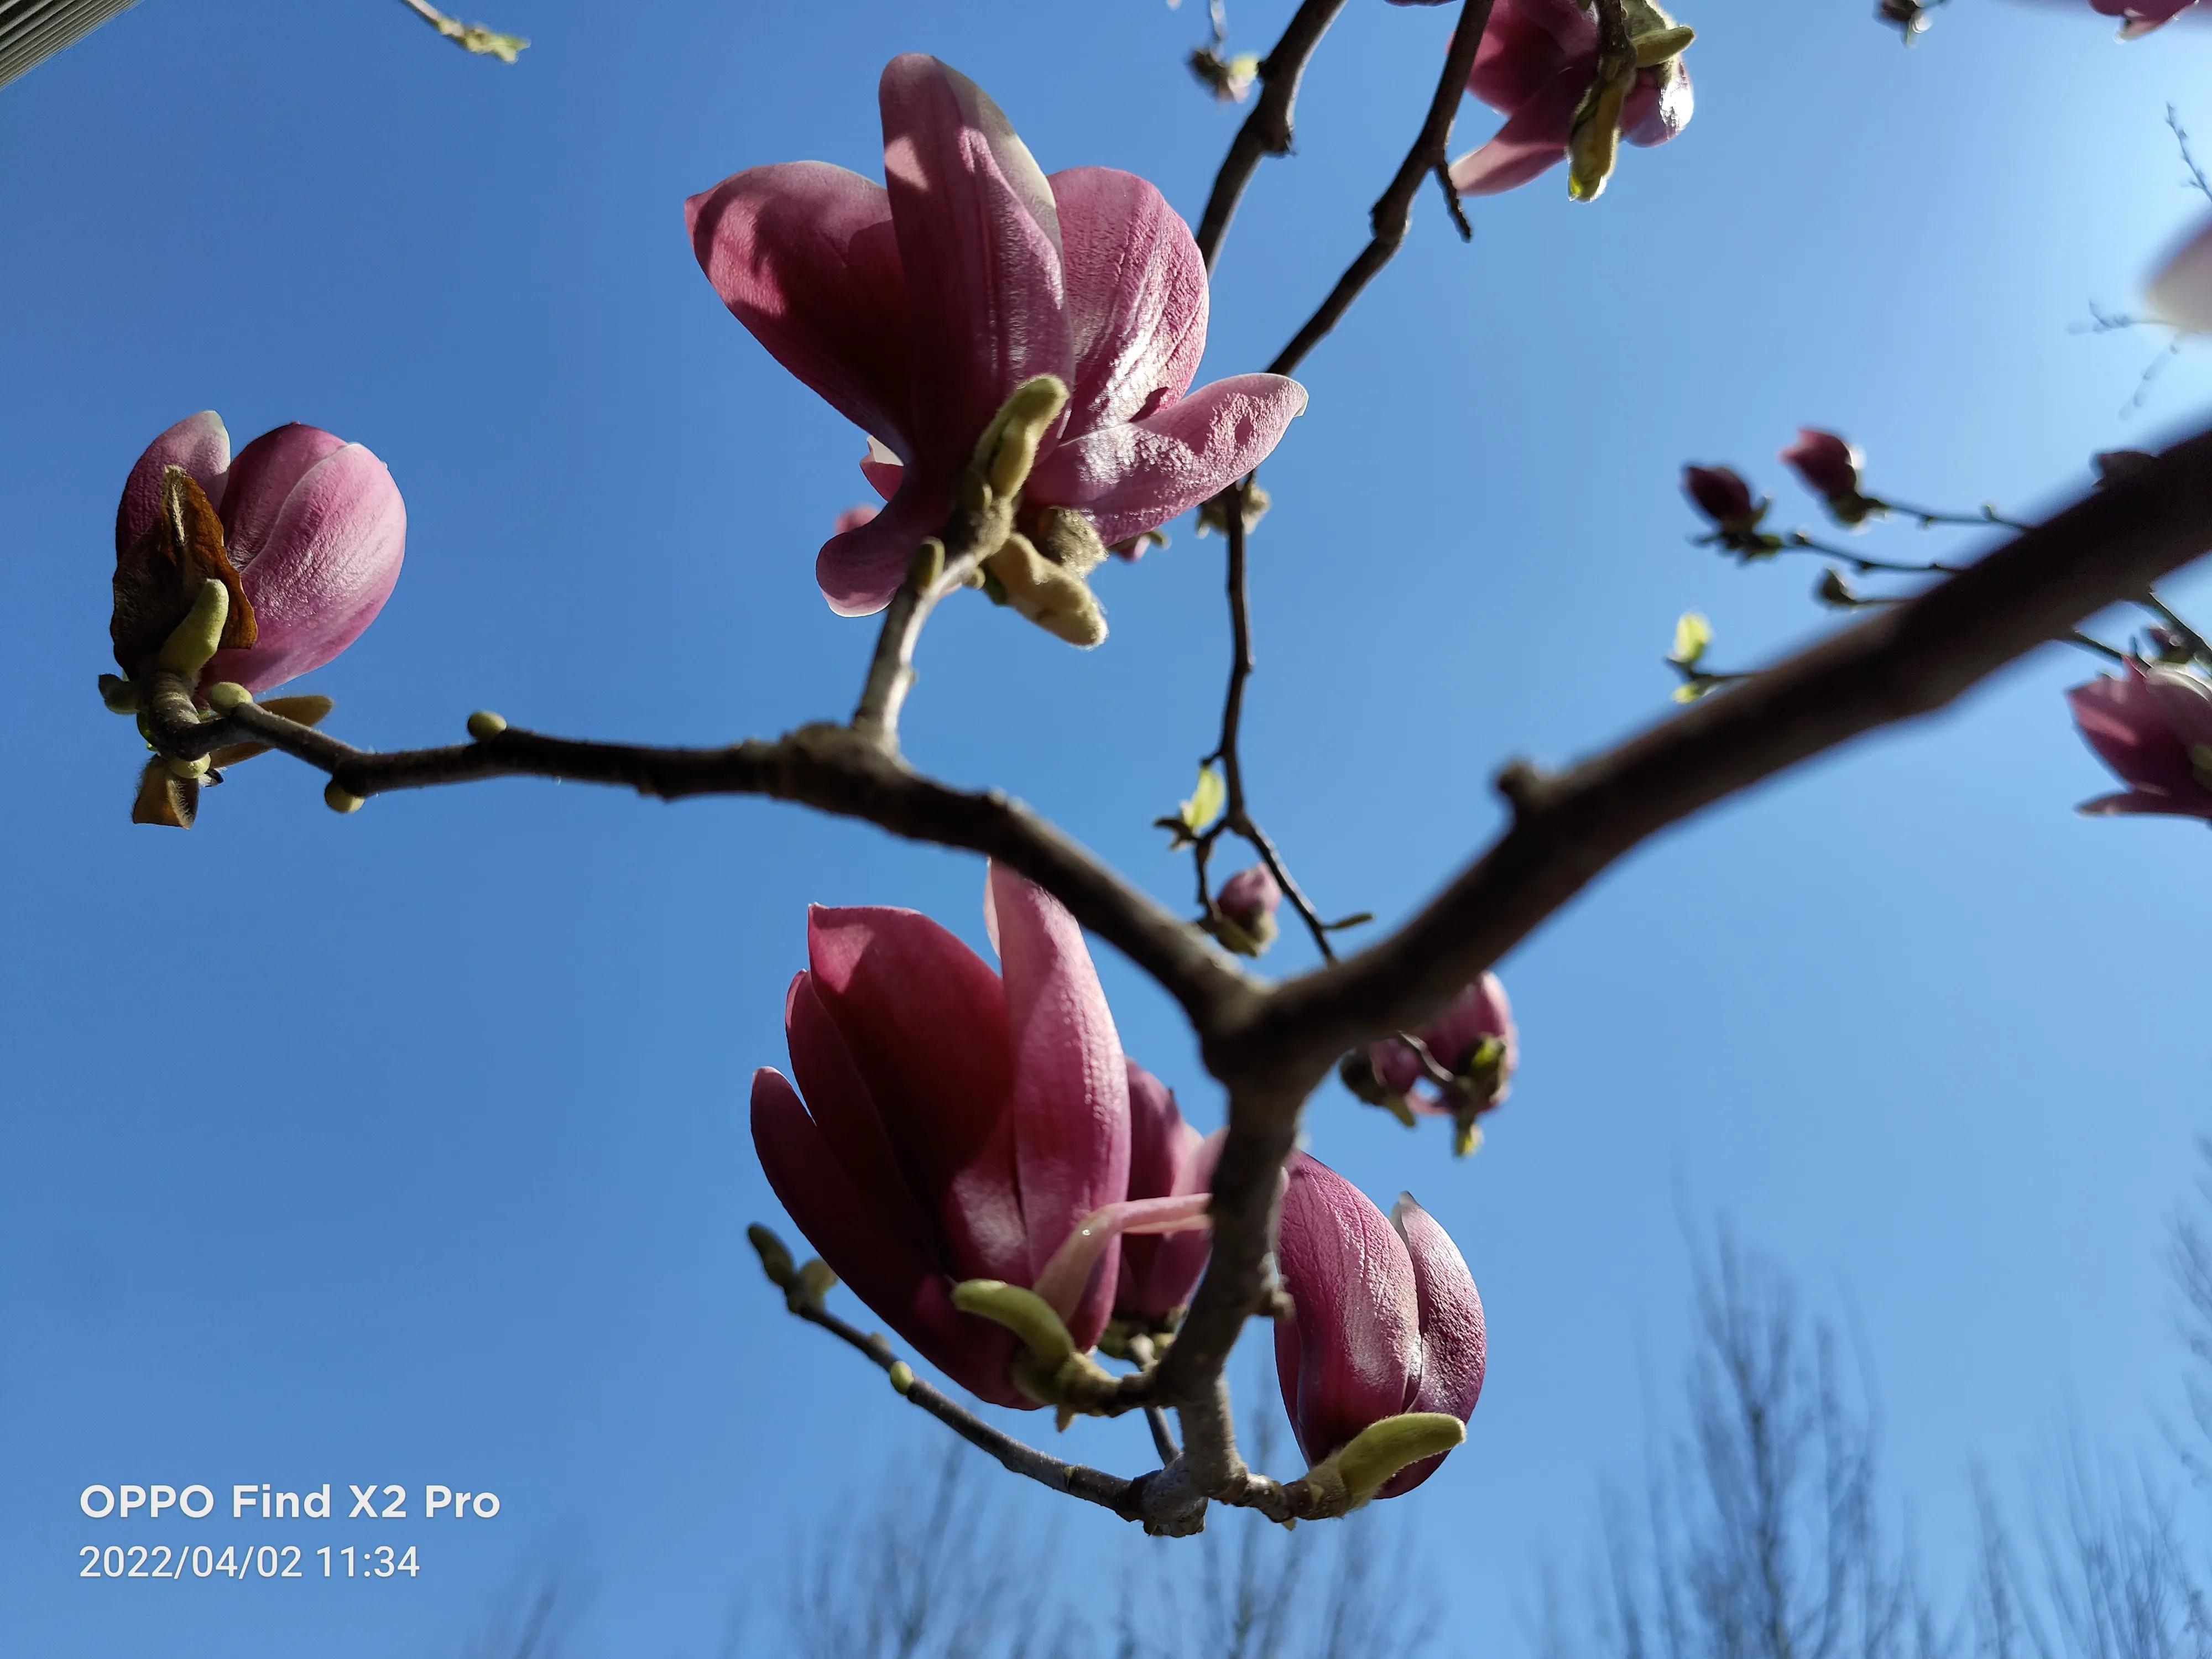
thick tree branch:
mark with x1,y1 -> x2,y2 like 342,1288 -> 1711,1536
1267,0 -> 1492,378
1219,422 -> 2212,1085
140,686 -> 1255,1037
1192,0 -> 1352,272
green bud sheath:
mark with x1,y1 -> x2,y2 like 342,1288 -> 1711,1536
951,1280 -> 1077,1370
1333,1412 -> 1467,1506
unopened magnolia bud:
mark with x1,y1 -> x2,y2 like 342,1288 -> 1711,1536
746,1222 -> 798,1290
974,375 -> 1070,499
951,1279 -> 1078,1370
906,537 -> 946,592
889,1361 -> 915,1395
1815,568 -> 1860,609
795,1258 -> 838,1307
323,780 -> 365,814
154,578 -> 231,681
205,681 -> 252,713
1332,1412 -> 1467,1507
466,710 -> 508,741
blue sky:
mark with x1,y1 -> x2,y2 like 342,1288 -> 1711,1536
6,0 -> 2212,1652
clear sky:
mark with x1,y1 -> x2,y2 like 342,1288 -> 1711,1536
6,1 -> 2212,1653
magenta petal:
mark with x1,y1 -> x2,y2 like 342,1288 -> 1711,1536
117,411 -> 231,555
686,161 -> 916,455
1385,1194 -> 1485,1498
752,1066 -> 1027,1409
805,904 -> 1025,1286
989,864 -> 1130,1348
1623,59 -> 1693,149
204,442 -> 405,693
2144,664 -> 2212,750
1274,1153 -> 1423,1469
816,476 -> 953,617
2068,672 -> 2201,796
1119,1063 -> 1213,1321
1048,166 -> 1209,439
1031,1193 -> 1210,1327
1465,0 -> 1583,115
878,55 -> 1070,471
1448,70 -> 1584,196
220,424 -> 347,568
1025,372 -> 1306,545
784,972 -> 936,1264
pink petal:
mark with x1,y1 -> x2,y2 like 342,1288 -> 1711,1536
1386,1194 -> 1485,1497
1448,69 -> 1584,196
1025,372 -> 1307,545
1030,1192 -> 1211,1327
219,424 -> 347,568
204,442 -> 405,693
988,863 -> 1130,1349
752,1066 -> 1028,1409
805,904 -> 1026,1285
685,161 -> 916,456
2067,671 -> 2201,797
1623,59 -> 1693,150
2144,664 -> 2212,750
117,411 -> 231,555
2077,789 -> 2212,818
1118,1065 -> 1214,1321
878,55 -> 1070,472
859,435 -> 904,501
1273,1153 -> 1423,1470
816,476 -> 952,617
1466,0 -> 1584,116
783,972 -> 936,1264
1048,166 -> 1209,439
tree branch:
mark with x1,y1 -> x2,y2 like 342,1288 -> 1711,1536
1219,421 -> 2212,1086
1267,0 -> 1493,378
139,684 -> 1255,1039
1192,0 -> 1352,272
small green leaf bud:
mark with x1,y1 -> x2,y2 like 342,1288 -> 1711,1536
205,681 -> 252,713
98,675 -> 140,714
745,1222 -> 799,1290
154,578 -> 232,682
889,1361 -> 915,1396
323,780 -> 366,814
466,710 -> 508,741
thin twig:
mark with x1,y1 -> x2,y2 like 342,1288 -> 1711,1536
850,489 -> 1013,747
1267,0 -> 1494,378
1193,0 -> 1353,270
789,1297 -> 1146,1519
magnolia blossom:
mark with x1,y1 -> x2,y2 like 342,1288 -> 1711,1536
1207,863 -> 1282,957
1683,463 -> 1761,532
1449,0 -> 1694,199
750,867 -> 1207,1408
1777,427 -> 1880,525
2085,0 -> 2199,38
116,411 -> 405,692
2067,661 -> 2212,822
1368,973 -> 1519,1117
687,54 -> 1307,617
1114,1065 -> 1218,1327
1274,1153 -> 1485,1499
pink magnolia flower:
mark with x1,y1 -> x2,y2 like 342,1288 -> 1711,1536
2067,661 -> 2212,822
1115,1065 -> 1220,1327
2086,0 -> 2199,37
750,865 -> 1208,1408
1449,0 -> 1694,199
1206,863 -> 1282,957
1368,972 -> 1519,1117
1682,463 -> 1762,533
687,54 -> 1307,617
1777,427 -> 1881,525
1274,1152 -> 1485,1499
116,411 -> 405,692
